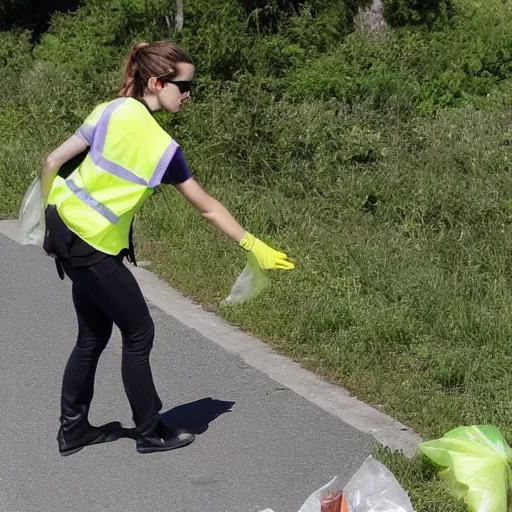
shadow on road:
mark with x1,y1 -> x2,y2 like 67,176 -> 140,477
162,397 -> 236,435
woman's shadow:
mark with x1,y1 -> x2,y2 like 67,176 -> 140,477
162,397 -> 235,434
125,397 -> 235,438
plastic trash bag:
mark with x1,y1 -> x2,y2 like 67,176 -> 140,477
344,457 -> 414,512
19,177 -> 45,246
223,252 -> 270,304
258,457 -> 411,512
419,425 -> 512,512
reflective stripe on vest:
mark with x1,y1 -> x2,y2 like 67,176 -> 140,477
67,98 -> 179,225
66,179 -> 119,225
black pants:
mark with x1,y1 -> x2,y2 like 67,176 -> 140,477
60,256 -> 162,438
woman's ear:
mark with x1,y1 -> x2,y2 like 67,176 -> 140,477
147,77 -> 162,93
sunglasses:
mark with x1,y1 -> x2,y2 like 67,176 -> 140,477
162,80 -> 193,94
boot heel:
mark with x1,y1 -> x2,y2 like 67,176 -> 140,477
60,446 -> 85,457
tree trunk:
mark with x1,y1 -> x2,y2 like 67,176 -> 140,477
174,0 -> 184,33
359,0 -> 387,33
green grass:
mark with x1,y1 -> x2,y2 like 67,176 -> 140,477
137,92 -> 512,437
374,447 -> 467,511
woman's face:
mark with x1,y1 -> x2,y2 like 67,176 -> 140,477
157,62 -> 195,113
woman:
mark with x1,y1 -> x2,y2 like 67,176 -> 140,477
42,41 -> 294,456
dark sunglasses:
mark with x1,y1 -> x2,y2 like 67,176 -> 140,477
164,80 -> 193,94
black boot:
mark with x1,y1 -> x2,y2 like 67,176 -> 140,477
57,421 -> 124,457
136,420 -> 195,454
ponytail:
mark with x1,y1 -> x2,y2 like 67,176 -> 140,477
119,42 -> 150,97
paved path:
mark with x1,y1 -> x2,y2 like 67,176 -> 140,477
0,225 -> 418,512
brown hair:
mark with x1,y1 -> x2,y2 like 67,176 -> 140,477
119,41 -> 194,98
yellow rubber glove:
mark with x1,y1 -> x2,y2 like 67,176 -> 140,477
239,232 -> 295,270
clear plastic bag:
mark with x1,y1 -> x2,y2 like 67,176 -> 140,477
257,457 -> 412,512
344,457 -> 414,512
223,252 -> 270,304
419,425 -> 512,512
19,177 -> 45,246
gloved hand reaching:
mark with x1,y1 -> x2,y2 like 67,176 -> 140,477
239,232 -> 295,270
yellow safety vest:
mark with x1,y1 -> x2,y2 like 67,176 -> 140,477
47,97 -> 178,255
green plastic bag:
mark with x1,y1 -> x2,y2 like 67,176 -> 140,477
419,425 -> 512,512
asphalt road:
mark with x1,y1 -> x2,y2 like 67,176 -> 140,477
0,232 -> 373,512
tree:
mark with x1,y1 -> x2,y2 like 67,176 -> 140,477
0,0 -> 83,33
174,0 -> 183,32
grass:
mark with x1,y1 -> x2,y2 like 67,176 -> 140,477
136,92 -> 512,436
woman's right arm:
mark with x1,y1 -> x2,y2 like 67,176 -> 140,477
41,135 -> 89,205
176,178 -> 294,270
161,146 -> 294,270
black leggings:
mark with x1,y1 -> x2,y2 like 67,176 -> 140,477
60,256 -> 162,437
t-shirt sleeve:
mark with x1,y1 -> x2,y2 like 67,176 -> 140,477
74,103 -> 107,145
160,146 -> 193,186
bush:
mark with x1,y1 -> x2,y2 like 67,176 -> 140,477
383,0 -> 455,28
282,0 -> 512,114
241,0 -> 370,33
0,29 -> 32,70
179,0 -> 248,80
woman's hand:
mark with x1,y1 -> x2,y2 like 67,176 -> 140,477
239,232 -> 294,270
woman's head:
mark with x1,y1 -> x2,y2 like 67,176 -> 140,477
120,41 -> 195,113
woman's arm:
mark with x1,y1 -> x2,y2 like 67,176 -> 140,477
41,135 -> 89,205
175,178 -> 294,270
175,178 -> 245,243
